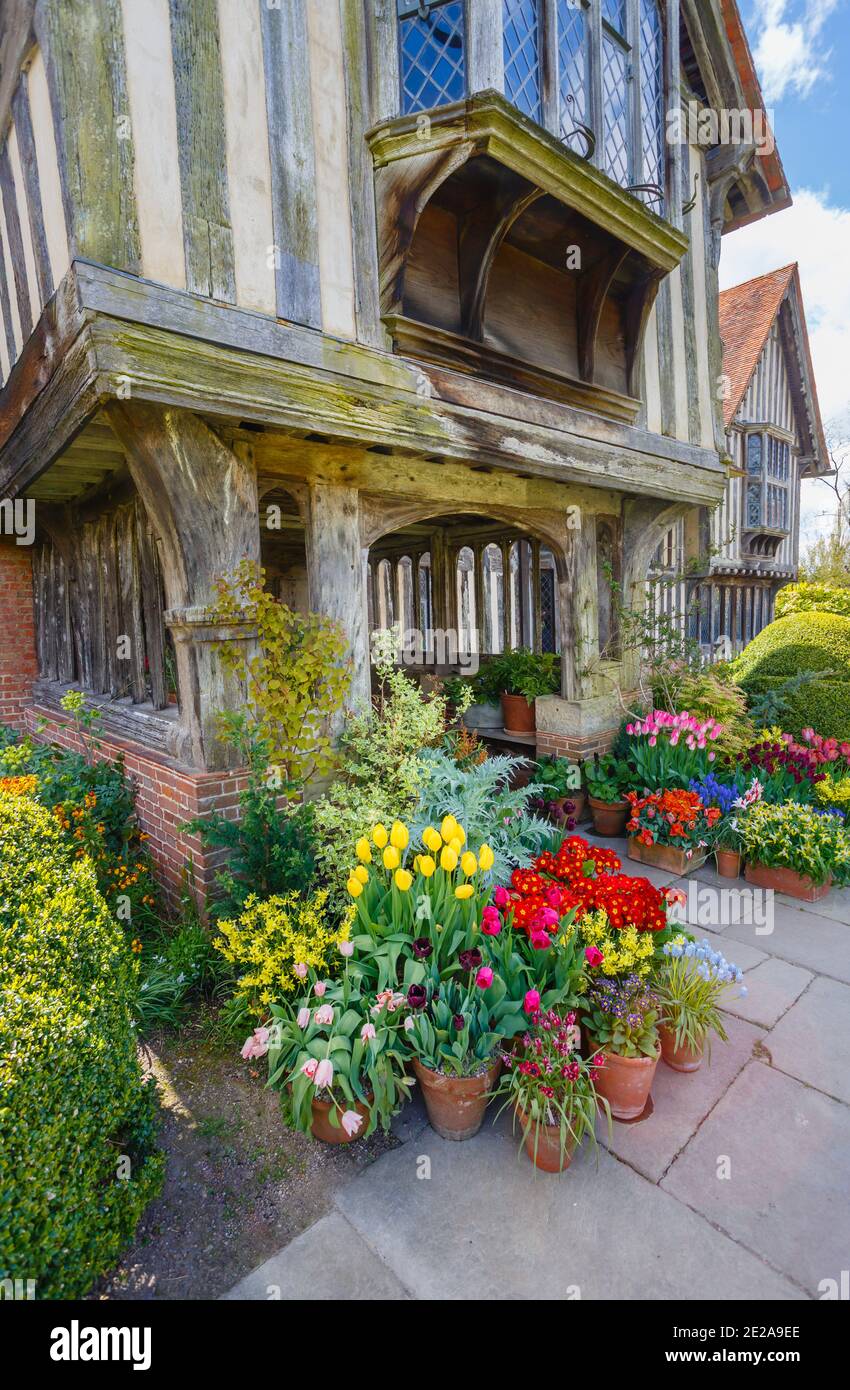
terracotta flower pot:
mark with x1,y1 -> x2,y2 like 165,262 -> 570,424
500,692 -> 536,735
516,1102 -> 577,1173
413,1058 -> 501,1141
715,847 -> 742,879
549,791 -> 587,825
744,860 -> 832,903
589,795 -> 629,837
309,1095 -> 371,1145
592,1043 -> 660,1120
659,1024 -> 703,1073
628,837 -> 707,875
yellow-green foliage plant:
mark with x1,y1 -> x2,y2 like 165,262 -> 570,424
0,794 -> 163,1298
216,889 -> 354,1017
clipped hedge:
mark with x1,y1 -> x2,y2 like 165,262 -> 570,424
775,582 -> 850,621
732,611 -> 850,742
0,794 -> 163,1298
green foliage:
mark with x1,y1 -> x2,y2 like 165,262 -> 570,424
732,612 -> 850,741
816,772 -> 850,822
800,530 -> 850,587
535,755 -> 582,798
582,753 -> 632,803
214,559 -> 351,786
215,889 -> 352,1018
0,794 -> 163,1298
489,647 -> 560,702
182,717 -> 317,921
411,748 -> 553,881
650,662 -> 756,755
738,801 -> 850,886
775,581 -> 850,619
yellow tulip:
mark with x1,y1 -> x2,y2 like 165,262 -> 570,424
354,864 -> 369,885
347,877 -> 363,898
422,826 -> 442,854
390,820 -> 409,850
419,855 -> 436,878
454,824 -> 466,846
395,868 -> 413,892
454,883 -> 474,900
460,851 -> 478,877
440,814 -> 459,842
383,845 -> 400,870
355,837 -> 372,863
372,823 -> 389,848
449,835 -> 462,854
440,846 -> 458,872
478,844 -> 495,872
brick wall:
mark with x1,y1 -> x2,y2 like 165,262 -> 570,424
536,729 -> 617,761
0,539 -> 38,729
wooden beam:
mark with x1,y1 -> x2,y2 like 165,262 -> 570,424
0,142 -> 33,337
11,71 -> 53,303
457,181 -> 541,340
339,0 -> 385,349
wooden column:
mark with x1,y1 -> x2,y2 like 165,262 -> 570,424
473,543 -> 486,655
501,540 -> 513,652
304,481 -> 370,714
532,539 -> 543,654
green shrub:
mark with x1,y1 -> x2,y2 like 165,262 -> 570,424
0,794 -> 163,1298
732,612 -> 850,742
650,662 -> 756,754
775,582 -> 850,621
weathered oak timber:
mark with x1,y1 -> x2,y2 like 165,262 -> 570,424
304,480 -> 370,713
0,141 -> 33,338
339,0 -> 385,349
11,72 -> 53,303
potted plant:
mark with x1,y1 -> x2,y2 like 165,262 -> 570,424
625,788 -> 719,874
584,973 -> 660,1121
655,937 -> 746,1072
738,801 -> 850,902
263,972 -> 414,1143
454,664 -> 503,731
495,1007 -> 609,1172
536,755 -> 586,824
691,773 -> 763,879
491,648 -> 560,736
582,754 -> 632,836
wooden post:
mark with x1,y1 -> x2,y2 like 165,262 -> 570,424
532,539 -> 542,653
303,481 -> 370,714
501,539 -> 512,652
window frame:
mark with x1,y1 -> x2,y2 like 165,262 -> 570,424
743,430 -> 792,533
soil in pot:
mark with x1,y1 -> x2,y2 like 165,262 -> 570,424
500,692 -> 536,736
715,848 -> 741,879
591,1043 -> 660,1120
744,861 -> 833,903
309,1095 -> 372,1144
659,1025 -> 703,1073
589,796 -> 629,837
413,1058 -> 500,1141
516,1103 -> 577,1173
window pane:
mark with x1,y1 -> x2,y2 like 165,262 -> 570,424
746,433 -> 763,474
503,0 -> 541,122
400,1 -> 466,115
557,0 -> 589,151
603,0 -> 627,34
747,481 -> 762,528
602,34 -> 630,185
639,0 -> 664,207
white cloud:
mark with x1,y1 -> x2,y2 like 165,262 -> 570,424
750,0 -> 840,102
720,187 -> 850,543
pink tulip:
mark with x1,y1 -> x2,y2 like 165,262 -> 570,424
294,962 -> 308,979
475,966 -> 494,989
530,931 -> 551,951
314,1058 -> 334,1089
585,945 -> 604,967
314,1004 -> 334,1025
240,1026 -> 271,1061
493,885 -> 509,911
296,1007 -> 311,1029
314,980 -> 327,997
404,1015 -> 415,1032
360,1022 -> 376,1041
341,1110 -> 363,1137
524,989 -> 541,1014
301,1058 -> 318,1079
339,940 -> 355,957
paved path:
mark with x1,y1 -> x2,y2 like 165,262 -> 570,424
225,838 -> 850,1301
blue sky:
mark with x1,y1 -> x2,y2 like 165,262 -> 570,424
719,0 -> 850,548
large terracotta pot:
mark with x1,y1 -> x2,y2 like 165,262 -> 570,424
715,847 -> 742,879
589,795 -> 629,837
628,837 -> 707,875
309,1095 -> 371,1144
500,692 -> 536,735
659,1024 -> 703,1073
548,791 -> 587,826
592,1043 -> 660,1120
413,1058 -> 500,1141
516,1103 -> 577,1173
745,860 -> 832,903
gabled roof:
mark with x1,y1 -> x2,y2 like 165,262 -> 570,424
719,264 -> 829,475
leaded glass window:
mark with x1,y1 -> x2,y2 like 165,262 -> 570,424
503,0 -> 542,122
399,1 -> 466,115
557,0 -> 590,151
602,29 -> 630,185
639,0 -> 664,207
603,0 -> 627,32
745,433 -> 791,531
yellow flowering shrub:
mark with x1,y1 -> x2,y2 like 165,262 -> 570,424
0,774 -> 38,796
216,890 -> 352,1015
577,909 -> 656,978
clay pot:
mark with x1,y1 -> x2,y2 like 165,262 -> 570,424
715,848 -> 742,879
516,1102 -> 577,1173
589,795 -> 629,837
500,692 -> 536,736
745,860 -> 832,903
413,1058 -> 501,1141
592,1043 -> 660,1120
309,1095 -> 371,1144
628,838 -> 707,875
659,1025 -> 703,1073
549,791 -> 587,826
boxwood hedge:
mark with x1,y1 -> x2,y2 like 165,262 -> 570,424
732,611 -> 850,741
775,582 -> 850,620
0,793 -> 163,1299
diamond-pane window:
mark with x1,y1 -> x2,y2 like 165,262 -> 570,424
503,0 -> 541,123
399,1 -> 466,116
602,34 -> 630,186
557,0 -> 589,151
603,0 -> 627,35
639,0 -> 664,207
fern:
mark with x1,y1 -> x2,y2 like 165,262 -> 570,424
411,749 -> 552,883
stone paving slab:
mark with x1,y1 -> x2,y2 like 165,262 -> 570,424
334,1113 -> 803,1301
600,1014 -> 764,1183
223,1210 -> 409,1301
722,903 -> 850,984
661,1061 -> 850,1298
766,975 -> 850,1105
770,884 -> 850,925
722,957 -> 813,1029
685,928 -> 767,971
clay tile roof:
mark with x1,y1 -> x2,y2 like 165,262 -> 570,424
718,264 -> 797,427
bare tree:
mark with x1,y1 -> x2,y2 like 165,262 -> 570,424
801,413 -> 850,584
